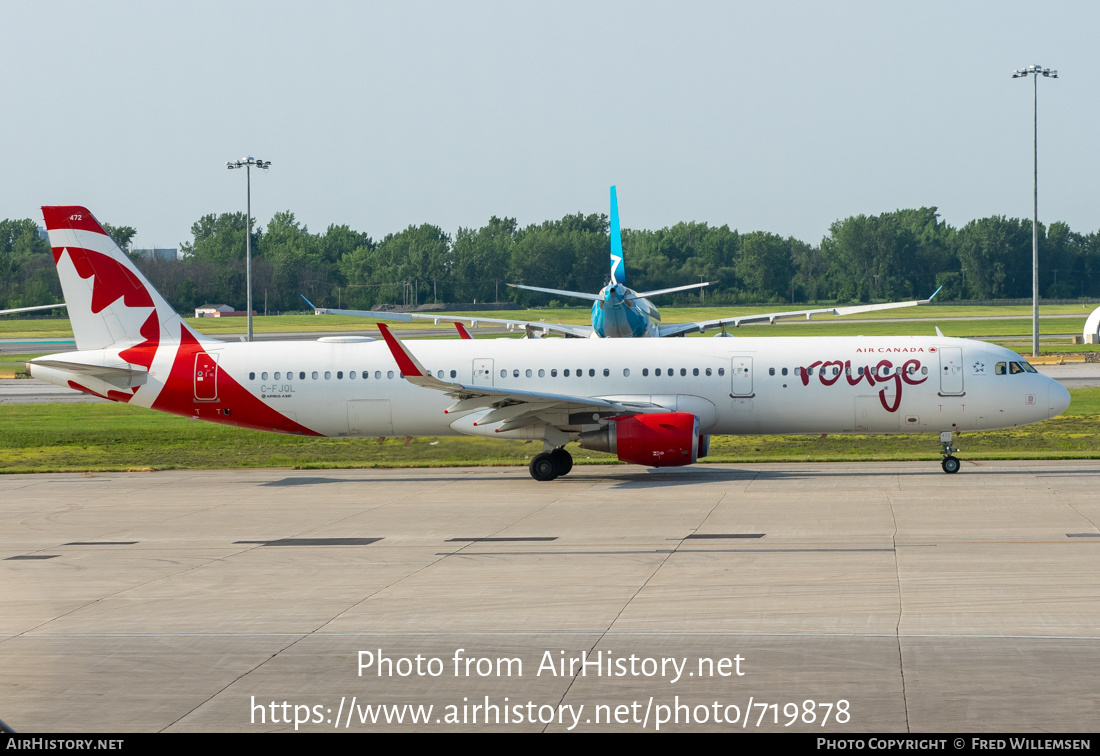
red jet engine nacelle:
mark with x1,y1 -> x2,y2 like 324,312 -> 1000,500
580,411 -> 700,467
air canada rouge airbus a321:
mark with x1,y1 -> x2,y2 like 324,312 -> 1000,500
29,206 -> 1070,480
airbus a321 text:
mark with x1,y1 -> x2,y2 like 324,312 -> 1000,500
28,206 -> 1069,480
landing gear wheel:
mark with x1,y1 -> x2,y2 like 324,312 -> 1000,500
941,456 -> 961,474
550,448 -> 573,477
530,452 -> 558,481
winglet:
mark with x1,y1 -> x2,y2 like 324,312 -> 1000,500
609,186 -> 625,286
454,322 -> 474,340
376,323 -> 427,377
928,285 -> 943,301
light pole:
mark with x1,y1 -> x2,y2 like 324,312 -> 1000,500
1012,64 -> 1057,356
226,155 -> 271,342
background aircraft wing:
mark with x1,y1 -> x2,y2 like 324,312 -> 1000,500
308,300 -> 593,338
655,290 -> 941,337
0,303 -> 67,316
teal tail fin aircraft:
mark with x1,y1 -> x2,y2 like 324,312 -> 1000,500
506,186 -> 710,337
310,187 -> 940,337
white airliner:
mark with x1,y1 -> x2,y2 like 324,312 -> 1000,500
311,186 -> 939,338
28,206 -> 1069,480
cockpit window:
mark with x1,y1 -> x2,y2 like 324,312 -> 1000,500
1010,362 -> 1024,375
996,362 -> 1006,375
1021,362 -> 1038,373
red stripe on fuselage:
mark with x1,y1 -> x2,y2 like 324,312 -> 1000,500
150,327 -> 322,436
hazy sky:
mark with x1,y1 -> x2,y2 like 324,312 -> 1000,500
3,1 -> 1097,251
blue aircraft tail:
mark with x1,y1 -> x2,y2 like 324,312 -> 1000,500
610,186 -> 625,286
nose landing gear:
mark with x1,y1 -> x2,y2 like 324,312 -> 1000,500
940,431 -> 961,474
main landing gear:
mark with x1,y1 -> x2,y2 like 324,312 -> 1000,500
940,431 -> 961,474
529,447 -> 573,481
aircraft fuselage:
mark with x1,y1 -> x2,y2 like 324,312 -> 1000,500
31,334 -> 1068,441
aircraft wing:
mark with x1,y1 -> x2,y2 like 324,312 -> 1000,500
307,299 -> 594,338
375,324 -> 666,432
0,303 -> 67,316
507,283 -> 601,301
655,290 -> 941,338
628,282 -> 711,299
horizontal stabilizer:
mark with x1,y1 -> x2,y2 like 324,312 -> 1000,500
507,283 -> 601,301
28,354 -> 148,389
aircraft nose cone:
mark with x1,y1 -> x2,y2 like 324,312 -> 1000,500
1049,380 -> 1071,417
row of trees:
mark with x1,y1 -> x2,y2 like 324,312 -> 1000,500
4,208 -> 1100,315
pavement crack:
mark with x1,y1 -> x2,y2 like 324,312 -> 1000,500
887,492 -> 910,733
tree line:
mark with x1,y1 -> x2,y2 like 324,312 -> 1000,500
4,207 -> 1100,315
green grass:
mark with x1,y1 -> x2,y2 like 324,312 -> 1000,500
1,389 -> 1097,473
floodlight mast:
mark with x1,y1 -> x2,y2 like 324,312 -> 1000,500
1012,65 -> 1057,357
225,156 -> 272,342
